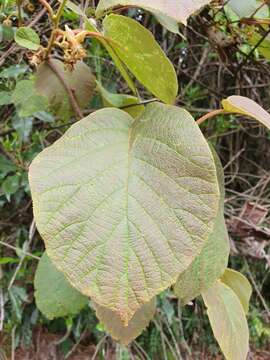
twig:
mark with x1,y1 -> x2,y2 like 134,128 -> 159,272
47,58 -> 83,120
91,335 -> 107,360
0,287 -> 4,332
7,219 -> 37,291
38,0 -> 54,19
0,240 -> 40,260
120,98 -> 158,110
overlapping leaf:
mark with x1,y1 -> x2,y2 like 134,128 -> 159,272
227,0 -> 269,19
222,95 -> 270,130
15,27 -> 40,50
96,81 -> 144,118
29,102 -> 220,325
96,0 -> 211,26
34,253 -> 88,319
221,269 -> 252,314
35,59 -> 95,120
202,281 -> 249,360
174,147 -> 229,304
93,298 -> 156,345
103,15 -> 178,104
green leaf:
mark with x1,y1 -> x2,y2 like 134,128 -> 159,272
2,175 -> 20,201
29,102 -> 220,324
0,155 -> 16,179
103,14 -> 178,104
12,80 -> 48,117
227,0 -> 269,18
34,253 -> 88,320
85,18 -> 137,94
221,269 -> 252,314
0,65 -> 28,79
96,0 -> 211,26
222,95 -> 270,130
15,27 -> 40,50
35,60 -> 95,120
174,147 -> 229,304
12,116 -> 33,142
248,30 -> 270,60
202,280 -> 249,360
96,81 -> 144,117
93,298 -> 156,345
0,257 -> 20,265
0,91 -> 12,106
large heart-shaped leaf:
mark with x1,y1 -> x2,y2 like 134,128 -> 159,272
222,95 -> 270,130
174,147 -> 230,304
93,298 -> 155,345
96,0 -> 211,25
35,59 -> 95,120
202,280 -> 249,360
29,102 -> 220,324
221,269 -> 252,314
34,253 -> 88,319
103,15 -> 178,104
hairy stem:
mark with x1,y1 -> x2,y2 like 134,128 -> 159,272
196,109 -> 226,126
16,0 -> 22,26
38,0 -> 54,19
46,0 -> 68,57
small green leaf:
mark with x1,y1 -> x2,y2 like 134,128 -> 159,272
103,14 -> 178,104
12,79 -> 48,117
96,81 -> 144,117
29,102 -> 220,324
222,95 -> 270,130
0,257 -> 20,265
0,155 -> 16,179
96,0 -> 211,26
34,253 -> 88,320
2,175 -> 20,201
174,147 -> 230,304
0,91 -> 12,106
202,280 -> 249,360
0,65 -> 28,78
221,269 -> 252,314
12,116 -> 33,142
15,27 -> 40,50
93,298 -> 156,345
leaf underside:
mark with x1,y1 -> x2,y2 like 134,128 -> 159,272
222,95 -> 270,130
93,297 -> 156,345
96,0 -> 211,25
29,102 -> 219,324
34,253 -> 88,320
35,59 -> 95,120
202,280 -> 249,360
221,269 -> 252,314
174,147 -> 230,304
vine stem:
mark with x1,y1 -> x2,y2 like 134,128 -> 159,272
46,0 -> 68,57
47,58 -> 83,120
196,109 -> 227,125
38,0 -> 54,19
16,0 -> 22,26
